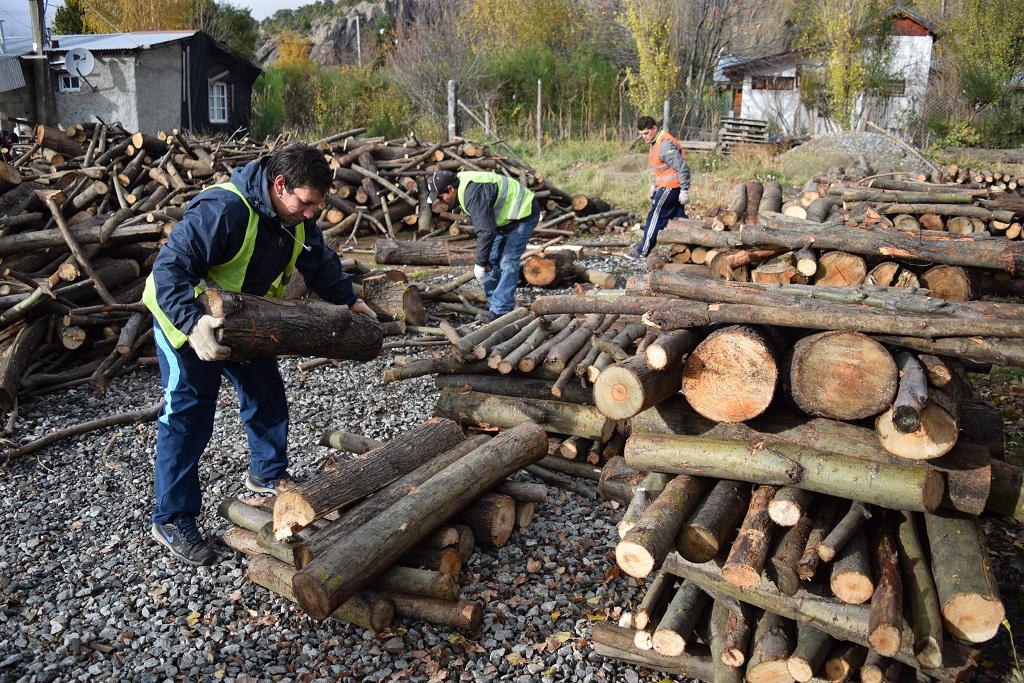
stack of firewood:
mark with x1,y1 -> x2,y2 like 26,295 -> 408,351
216,417 -> 550,631
0,120 -> 625,424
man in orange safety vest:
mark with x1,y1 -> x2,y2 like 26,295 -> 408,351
635,115 -> 691,257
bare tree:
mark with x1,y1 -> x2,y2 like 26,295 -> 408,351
386,1 -> 483,123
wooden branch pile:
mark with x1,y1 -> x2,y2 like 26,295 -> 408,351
218,417 -> 550,629
653,215 -> 1024,301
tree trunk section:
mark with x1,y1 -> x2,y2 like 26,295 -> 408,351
920,265 -> 973,302
818,501 -> 871,563
787,620 -> 832,682
789,331 -> 897,420
867,511 -> 903,657
746,610 -> 794,683
454,493 -> 516,547
682,325 -> 778,423
359,275 -> 426,326
829,532 -> 874,605
890,352 -> 928,433
594,356 -> 684,420
894,510 -> 943,669
374,238 -> 474,266
759,181 -> 783,215
273,418 -> 465,538
769,487 -> 812,527
523,250 -> 577,286
814,251 -> 866,286
722,484 -> 778,589
292,423 -> 548,620
745,181 -> 764,224
769,504 -> 814,597
677,479 -> 750,564
435,386 -> 613,440
652,580 -> 709,657
387,593 -> 483,631
710,600 -> 745,683
645,329 -> 701,370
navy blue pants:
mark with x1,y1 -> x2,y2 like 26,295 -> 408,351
637,186 -> 686,257
481,209 -> 540,315
151,322 -> 288,524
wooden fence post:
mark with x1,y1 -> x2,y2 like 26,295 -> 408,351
447,80 -> 459,142
536,79 -> 543,156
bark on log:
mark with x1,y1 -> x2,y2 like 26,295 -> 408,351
374,239 -> 474,266
652,581 -> 709,657
0,318 -> 47,412
874,385 -> 959,461
745,181 -> 764,224
200,289 -> 382,362
759,181 -> 783,215
434,373 -> 592,407
635,570 -> 673,630
787,620 -> 832,682
818,501 -> 871,563
746,611 -> 794,683
645,329 -> 700,370
769,487 -> 812,528
987,460 -> 1024,520
273,418 -> 465,538
248,554 -> 394,630
721,484 -> 778,589
359,275 -> 425,326
894,510 -> 943,668
860,652 -> 902,683
677,480 -> 750,564
890,352 -> 928,434
830,532 -> 874,605
616,475 -> 710,578
591,621 -> 714,680
624,431 -> 943,512
710,601 -> 744,683
722,183 -> 747,227
523,251 -> 577,286
658,220 -> 1024,273
292,423 -> 548,620
682,325 -> 778,423
789,331 -> 897,420
868,511 -> 903,657
824,643 -> 867,682
387,593 -> 483,631
319,430 -> 383,453
435,387 -> 613,440
923,511 -> 1005,643
598,456 -> 645,505
35,125 -> 85,157
398,545 -> 462,575
618,472 -> 670,538
594,356 -> 684,420
769,504 -> 814,597
454,493 -> 516,547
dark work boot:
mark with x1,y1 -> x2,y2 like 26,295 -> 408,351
151,516 -> 224,566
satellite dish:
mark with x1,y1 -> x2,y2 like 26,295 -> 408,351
65,48 -> 95,77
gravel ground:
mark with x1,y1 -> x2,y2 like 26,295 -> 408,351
778,131 -> 929,177
0,250 -> 687,683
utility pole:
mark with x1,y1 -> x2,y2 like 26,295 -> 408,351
29,0 -> 55,125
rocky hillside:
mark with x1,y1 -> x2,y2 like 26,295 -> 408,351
254,0 -> 417,66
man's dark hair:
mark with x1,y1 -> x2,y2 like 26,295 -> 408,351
266,143 -> 332,192
637,116 -> 657,130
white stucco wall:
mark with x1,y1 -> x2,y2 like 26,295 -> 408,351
134,44 -> 183,135
54,52 -> 140,131
737,33 -> 933,132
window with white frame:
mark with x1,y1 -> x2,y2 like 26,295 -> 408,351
208,80 -> 228,123
58,75 -> 81,92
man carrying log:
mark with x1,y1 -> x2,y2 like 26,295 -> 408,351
428,170 -> 539,322
635,116 -> 691,258
142,143 -> 376,566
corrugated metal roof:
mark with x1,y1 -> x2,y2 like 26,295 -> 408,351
0,36 -> 36,58
47,31 -> 196,52
0,56 -> 27,92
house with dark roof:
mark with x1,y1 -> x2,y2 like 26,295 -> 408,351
715,4 -> 938,134
0,30 -> 261,135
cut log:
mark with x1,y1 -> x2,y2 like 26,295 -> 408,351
789,331 -> 897,420
558,435 -> 592,460
0,318 -> 47,411
247,555 -> 394,631
890,352 -> 928,433
720,602 -> 752,667
454,493 -> 516,547
745,181 -> 764,224
200,289 -> 382,362
292,422 -> 548,620
769,487 -> 812,528
824,643 -> 867,682
817,501 -> 871,563
759,181 -> 783,215
645,329 -> 700,370
594,356 -> 684,420
387,593 -> 483,631
319,430 -> 383,453
598,456 -> 646,505
435,387 -> 613,440
920,265 -> 973,302
722,183 -> 747,227
652,581 -> 709,656
814,251 -> 866,287
571,194 -> 611,216
398,545 -> 462,575
624,431 -> 944,512
359,275 -> 425,325
787,621 -> 832,682
618,474 -> 662,538
860,652 -> 902,683
829,532 -> 874,605
867,511 -> 903,657
769,503 -> 814,597
523,251 -> 577,286
374,238 -> 474,266
635,570 -> 673,631
751,253 -> 806,285
721,484 -> 778,589
923,511 -> 1005,643
616,474 -> 710,577
745,610 -> 793,683
874,392 -> 959,461
986,460 -> 1024,521
893,510 -> 943,669
273,418 -> 465,539
677,480 -> 750,564
573,264 -> 617,289
681,325 -> 778,423
794,247 -> 817,278
805,196 -> 839,222
591,621 -> 714,680
294,435 -> 491,568
710,600 -> 744,683
435,373 -> 592,407
35,124 -> 85,157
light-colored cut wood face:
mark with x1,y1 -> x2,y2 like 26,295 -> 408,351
683,326 -> 777,423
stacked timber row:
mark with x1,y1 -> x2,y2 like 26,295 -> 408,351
651,214 -> 1024,301
218,417 -> 550,630
516,278 -> 1021,680
0,119 -> 624,432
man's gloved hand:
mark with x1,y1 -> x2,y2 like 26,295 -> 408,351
678,189 -> 689,205
474,264 -> 487,281
648,185 -> 656,202
189,315 -> 230,362
350,299 -> 378,320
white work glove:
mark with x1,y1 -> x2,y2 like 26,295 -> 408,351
350,299 -> 378,320
474,264 -> 487,281
648,185 -> 655,201
678,189 -> 689,205
188,315 -> 230,362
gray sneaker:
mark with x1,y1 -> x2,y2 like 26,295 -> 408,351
151,517 -> 224,566
245,472 -> 301,494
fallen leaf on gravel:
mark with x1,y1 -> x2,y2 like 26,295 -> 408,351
186,612 -> 200,626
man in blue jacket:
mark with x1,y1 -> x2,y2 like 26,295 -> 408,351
428,170 -> 539,322
143,143 -> 376,566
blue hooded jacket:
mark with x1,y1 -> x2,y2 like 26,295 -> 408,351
150,157 -> 356,338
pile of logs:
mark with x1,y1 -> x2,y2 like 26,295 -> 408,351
218,417 -> 550,630
0,119 -> 626,431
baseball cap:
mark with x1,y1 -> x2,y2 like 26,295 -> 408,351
427,170 -> 457,204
